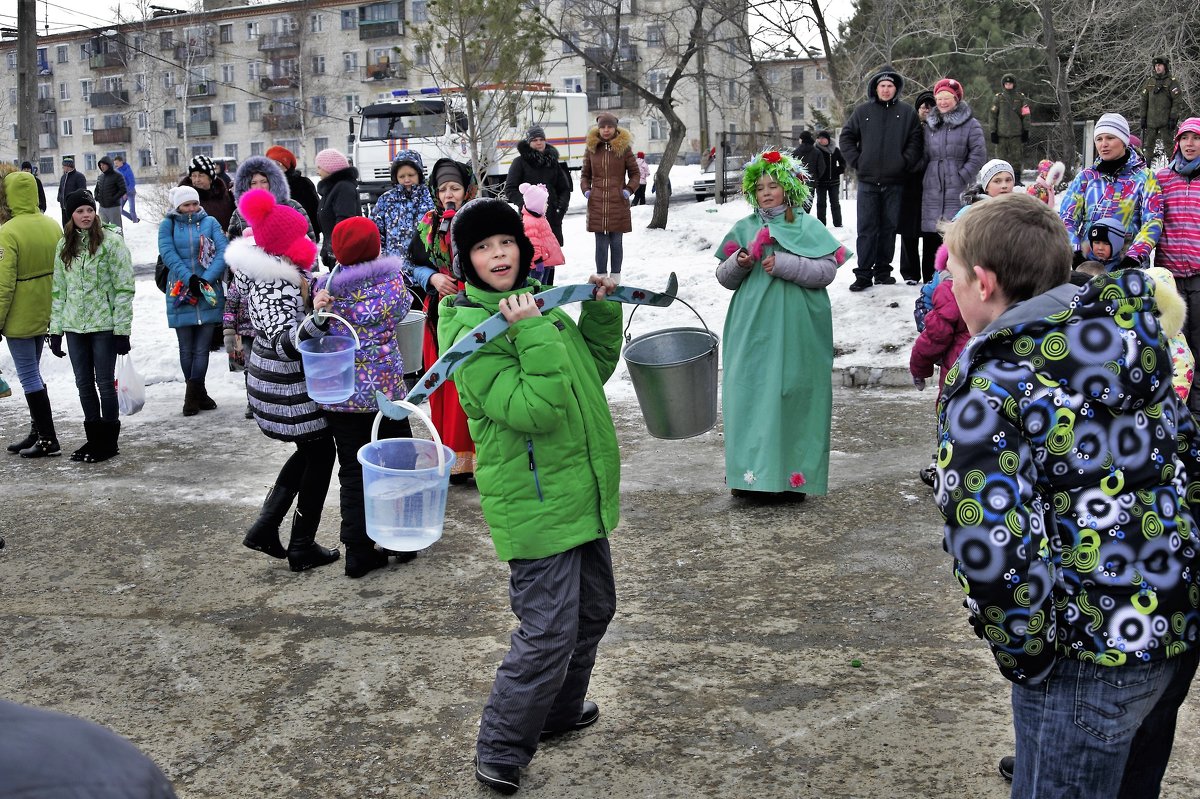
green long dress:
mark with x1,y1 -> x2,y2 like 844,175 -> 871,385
714,212 -> 849,495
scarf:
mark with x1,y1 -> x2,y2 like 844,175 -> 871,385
1172,152 -> 1200,179
1097,150 -> 1130,176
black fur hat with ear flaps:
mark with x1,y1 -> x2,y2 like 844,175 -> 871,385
451,198 -> 535,291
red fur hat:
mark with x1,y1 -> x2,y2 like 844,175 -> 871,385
237,188 -> 317,270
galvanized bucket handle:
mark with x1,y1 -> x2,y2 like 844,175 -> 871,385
624,294 -> 711,344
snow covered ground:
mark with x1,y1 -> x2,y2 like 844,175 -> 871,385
0,165 -> 918,427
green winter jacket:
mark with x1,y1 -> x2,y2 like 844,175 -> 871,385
989,88 -> 1030,138
0,172 -> 63,338
1141,61 -> 1182,129
438,281 -> 622,561
50,225 -> 135,336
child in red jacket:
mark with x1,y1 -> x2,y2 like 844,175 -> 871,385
518,182 -> 565,285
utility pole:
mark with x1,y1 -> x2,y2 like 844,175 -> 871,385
17,0 -> 37,165
697,43 -> 709,156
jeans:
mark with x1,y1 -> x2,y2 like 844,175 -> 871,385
5,336 -> 46,392
1010,650 -> 1200,799
594,232 -> 624,275
66,331 -> 118,422
175,324 -> 214,380
120,190 -> 138,222
854,182 -> 903,283
815,182 -> 841,227
326,412 -> 412,552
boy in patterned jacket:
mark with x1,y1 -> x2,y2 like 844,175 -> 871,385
936,193 -> 1200,797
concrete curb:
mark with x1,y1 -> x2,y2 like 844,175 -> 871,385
836,365 -> 912,388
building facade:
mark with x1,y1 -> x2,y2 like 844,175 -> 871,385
749,54 -> 838,147
0,0 -> 751,181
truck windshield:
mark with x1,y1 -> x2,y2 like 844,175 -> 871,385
359,101 -> 447,140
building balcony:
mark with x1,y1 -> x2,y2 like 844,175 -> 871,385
262,113 -> 302,132
93,126 -> 132,144
588,93 -> 633,111
89,51 -> 126,70
362,62 -> 404,82
258,75 -> 299,91
91,90 -> 129,107
38,132 -> 58,149
37,97 -> 56,113
175,42 -> 215,61
584,46 -> 639,63
185,81 -> 215,98
186,120 -> 218,137
359,19 -> 401,40
37,61 -> 52,76
258,32 -> 300,51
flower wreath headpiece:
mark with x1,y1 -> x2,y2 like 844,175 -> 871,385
741,149 -> 811,209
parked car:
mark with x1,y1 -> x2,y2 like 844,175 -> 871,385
693,157 -> 746,201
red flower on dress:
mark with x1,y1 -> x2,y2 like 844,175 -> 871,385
763,151 -> 782,163
789,472 -> 806,488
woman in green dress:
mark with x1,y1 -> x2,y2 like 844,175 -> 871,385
714,150 -> 850,499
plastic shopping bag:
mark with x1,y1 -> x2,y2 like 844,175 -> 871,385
116,354 -> 146,416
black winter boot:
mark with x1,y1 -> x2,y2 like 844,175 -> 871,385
19,389 -> 60,458
195,377 -> 217,411
72,420 -> 99,462
83,420 -> 120,463
7,419 -> 37,453
242,483 -> 296,559
287,509 -> 340,572
182,380 -> 200,416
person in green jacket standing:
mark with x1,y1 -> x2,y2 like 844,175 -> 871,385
1141,56 -> 1184,162
0,171 -> 66,458
438,197 -> 621,797
989,73 -> 1030,181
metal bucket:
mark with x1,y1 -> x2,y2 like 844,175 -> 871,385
622,300 -> 719,440
396,310 -> 426,374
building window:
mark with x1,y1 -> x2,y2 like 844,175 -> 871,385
58,82 -> 69,101
219,23 -> 233,43
791,97 -> 804,119
810,94 -> 827,110
311,96 -> 327,116
649,118 -> 666,140
7,88 -> 15,105
250,141 -> 265,157
310,13 -> 323,32
83,116 -> 94,133
727,79 -> 737,103
166,147 -> 179,167
248,101 -> 263,122
159,31 -> 173,49
314,137 -> 329,152
341,10 -> 357,29
137,111 -> 148,129
139,149 -> 152,169
135,73 -> 146,93
102,76 -> 122,92
562,76 -> 583,93
344,94 -> 360,113
647,71 -> 664,95
646,25 -> 663,48
162,70 -> 175,89
412,0 -> 428,22
225,143 -> 238,160
221,63 -> 234,83
560,32 -> 578,55
37,82 -> 50,100
40,157 -> 54,174
80,79 -> 93,101
164,109 -> 177,128
193,144 -> 214,158
56,44 -> 68,63
103,113 -> 122,128
311,55 -> 325,75
815,66 -> 826,81
414,46 -> 428,67
61,118 -> 73,136
5,52 -> 16,69
85,154 -> 97,171
189,105 -> 212,123
791,67 -> 804,91
222,103 -> 236,123
246,22 -> 260,40
343,52 -> 358,72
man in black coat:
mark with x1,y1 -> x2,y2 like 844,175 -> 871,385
839,65 -> 924,291
20,161 -> 46,213
812,130 -> 845,227
503,126 -> 572,244
94,155 -> 127,232
792,130 -> 823,215
56,156 -> 87,228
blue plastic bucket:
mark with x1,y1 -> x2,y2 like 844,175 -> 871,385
358,404 -> 455,551
297,312 -> 361,404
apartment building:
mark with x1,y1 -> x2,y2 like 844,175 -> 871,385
750,54 -> 838,146
0,0 -> 751,181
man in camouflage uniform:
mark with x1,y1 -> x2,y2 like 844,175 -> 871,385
1141,57 -> 1183,162
990,73 -> 1030,181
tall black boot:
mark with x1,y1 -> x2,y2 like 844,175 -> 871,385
242,483 -> 297,559
72,420 -> 99,462
83,420 -> 120,463
182,380 -> 200,416
195,377 -> 217,411
287,509 -> 340,572
7,419 -> 37,453
19,389 -> 60,458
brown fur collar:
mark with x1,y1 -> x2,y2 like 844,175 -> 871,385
586,127 -> 634,155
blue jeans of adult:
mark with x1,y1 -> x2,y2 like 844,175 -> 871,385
854,182 -> 903,284
594,232 -> 624,276
1011,649 -> 1200,799
5,336 -> 46,392
66,331 -> 118,422
175,324 -> 214,381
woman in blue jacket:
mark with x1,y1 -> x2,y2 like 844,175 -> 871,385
158,185 -> 227,416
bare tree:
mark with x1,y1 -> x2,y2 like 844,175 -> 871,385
745,0 -> 844,120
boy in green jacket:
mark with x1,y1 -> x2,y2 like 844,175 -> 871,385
438,198 -> 621,795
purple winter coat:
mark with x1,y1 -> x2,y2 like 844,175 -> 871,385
921,101 -> 987,233
313,256 -> 412,413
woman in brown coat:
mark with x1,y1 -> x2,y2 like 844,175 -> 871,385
581,112 -> 639,283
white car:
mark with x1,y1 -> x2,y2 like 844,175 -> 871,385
693,157 -> 746,201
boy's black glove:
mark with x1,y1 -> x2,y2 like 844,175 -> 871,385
963,601 -> 985,639
991,131 -> 999,144
49,334 -> 65,358
188,274 -> 204,298
1118,256 -> 1139,271
113,335 -> 131,355
1072,250 -> 1085,267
